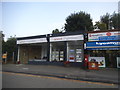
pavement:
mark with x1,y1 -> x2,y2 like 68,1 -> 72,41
2,64 -> 119,84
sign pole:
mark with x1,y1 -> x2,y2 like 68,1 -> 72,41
5,52 -> 7,64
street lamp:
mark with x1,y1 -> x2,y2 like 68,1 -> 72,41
0,31 -> 2,62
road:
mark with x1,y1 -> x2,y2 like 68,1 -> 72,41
2,71 -> 118,88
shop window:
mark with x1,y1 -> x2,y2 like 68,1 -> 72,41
51,42 -> 64,62
67,41 -> 83,62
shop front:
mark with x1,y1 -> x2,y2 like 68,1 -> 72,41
17,35 -> 48,64
49,34 -> 84,64
17,32 -> 84,66
86,30 -> 120,68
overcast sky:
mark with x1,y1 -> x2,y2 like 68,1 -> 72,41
1,0 -> 119,40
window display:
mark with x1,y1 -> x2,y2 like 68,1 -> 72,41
52,51 -> 56,61
60,51 -> 64,61
68,41 -> 83,62
52,51 -> 59,61
51,42 -> 64,62
89,57 -> 106,67
76,49 -> 82,62
69,49 -> 75,62
51,50 -> 64,61
68,49 -> 82,62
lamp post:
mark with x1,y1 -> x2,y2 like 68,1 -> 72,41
0,31 -> 2,90
0,31 -> 2,62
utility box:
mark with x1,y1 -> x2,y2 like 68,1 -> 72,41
88,62 -> 99,70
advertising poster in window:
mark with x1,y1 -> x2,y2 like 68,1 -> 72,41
117,57 -> 120,68
69,49 -> 75,62
52,51 -> 56,61
55,51 -> 59,61
60,51 -> 64,61
52,51 -> 59,61
89,57 -> 106,67
76,49 -> 82,62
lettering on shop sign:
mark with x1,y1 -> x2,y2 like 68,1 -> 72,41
86,41 -> 120,50
17,38 -> 47,44
53,38 -> 62,41
96,42 -> 120,45
50,35 -> 83,42
88,31 -> 120,41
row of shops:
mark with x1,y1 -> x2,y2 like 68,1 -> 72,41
17,29 -> 120,68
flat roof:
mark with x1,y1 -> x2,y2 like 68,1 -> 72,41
17,31 -> 85,40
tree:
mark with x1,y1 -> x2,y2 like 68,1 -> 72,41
94,21 -> 107,30
100,12 -> 120,30
64,11 -> 93,32
2,36 -> 17,63
52,28 -> 64,34
100,13 -> 111,30
52,29 -> 60,34
111,12 -> 120,29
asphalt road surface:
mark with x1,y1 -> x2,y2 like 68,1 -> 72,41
2,71 -> 118,88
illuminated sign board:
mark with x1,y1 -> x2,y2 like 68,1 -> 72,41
50,35 -> 84,42
88,31 -> 120,41
86,41 -> 120,50
17,38 -> 47,44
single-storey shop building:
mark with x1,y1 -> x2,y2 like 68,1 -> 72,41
17,30 -> 120,68
17,32 -> 85,66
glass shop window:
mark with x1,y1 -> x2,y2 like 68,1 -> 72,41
67,41 -> 83,62
51,42 -> 64,62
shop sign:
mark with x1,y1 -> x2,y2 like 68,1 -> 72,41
29,59 -> 47,62
88,31 -> 120,41
86,41 -> 120,50
17,38 -> 47,44
50,35 -> 83,42
87,47 -> 120,50
117,57 -> 120,68
89,57 -> 106,67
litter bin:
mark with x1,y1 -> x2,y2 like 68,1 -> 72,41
88,62 -> 99,70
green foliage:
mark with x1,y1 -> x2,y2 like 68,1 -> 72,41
94,21 -> 107,30
111,12 -> 120,29
52,29 -> 60,34
52,29 -> 63,34
100,12 -> 120,30
100,13 -> 110,30
2,37 -> 17,62
64,11 -> 93,32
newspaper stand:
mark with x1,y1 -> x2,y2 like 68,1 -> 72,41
88,62 -> 99,70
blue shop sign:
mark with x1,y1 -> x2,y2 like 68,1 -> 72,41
86,41 -> 120,50
87,47 -> 120,50
99,35 -> 120,41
